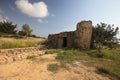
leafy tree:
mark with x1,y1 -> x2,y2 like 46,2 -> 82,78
31,34 -> 36,37
18,31 -> 25,36
19,24 -> 33,37
0,21 -> 17,34
91,23 -> 119,51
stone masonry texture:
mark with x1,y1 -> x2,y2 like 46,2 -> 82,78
48,20 -> 93,49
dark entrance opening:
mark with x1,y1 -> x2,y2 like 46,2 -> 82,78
63,37 -> 67,47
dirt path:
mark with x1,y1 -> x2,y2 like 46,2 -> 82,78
0,54 -> 110,80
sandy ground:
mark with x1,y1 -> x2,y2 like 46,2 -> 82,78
0,53 -> 111,80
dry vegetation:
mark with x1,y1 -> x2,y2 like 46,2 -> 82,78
0,37 -> 45,49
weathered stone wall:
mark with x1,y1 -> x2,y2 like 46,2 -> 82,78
74,20 -> 92,49
0,47 -> 39,54
48,31 -> 74,48
0,46 -> 45,64
48,20 -> 93,49
48,34 -> 59,48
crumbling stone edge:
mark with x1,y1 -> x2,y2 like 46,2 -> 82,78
0,45 -> 45,64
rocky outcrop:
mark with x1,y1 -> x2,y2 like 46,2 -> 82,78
0,46 -> 45,64
48,20 -> 92,49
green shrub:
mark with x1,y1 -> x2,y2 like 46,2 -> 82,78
26,55 -> 36,60
53,49 -> 80,70
47,63 -> 59,73
56,49 -> 80,63
86,49 -> 102,58
56,51 -> 74,63
86,49 -> 120,60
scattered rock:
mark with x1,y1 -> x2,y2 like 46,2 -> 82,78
0,46 -> 45,64
13,54 -> 22,61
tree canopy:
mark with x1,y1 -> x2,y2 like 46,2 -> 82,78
0,21 -> 17,35
18,24 -> 33,37
91,22 -> 119,49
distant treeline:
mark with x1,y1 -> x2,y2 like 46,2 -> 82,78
0,21 -> 37,38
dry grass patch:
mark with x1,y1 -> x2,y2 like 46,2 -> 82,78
0,37 -> 45,49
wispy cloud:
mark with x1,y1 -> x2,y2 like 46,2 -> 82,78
15,0 -> 49,18
38,19 -> 48,24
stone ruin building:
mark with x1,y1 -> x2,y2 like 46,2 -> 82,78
48,20 -> 93,49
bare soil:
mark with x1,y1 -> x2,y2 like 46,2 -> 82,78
0,53 -> 111,80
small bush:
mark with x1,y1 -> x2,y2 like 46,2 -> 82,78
54,49 -> 80,70
26,55 -> 36,60
86,49 -> 103,58
47,63 -> 59,73
96,53 -> 104,58
56,51 -> 74,63
56,49 -> 80,63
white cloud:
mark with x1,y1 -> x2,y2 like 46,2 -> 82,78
38,19 -> 48,24
15,0 -> 49,18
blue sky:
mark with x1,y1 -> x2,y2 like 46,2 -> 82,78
0,0 -> 120,38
